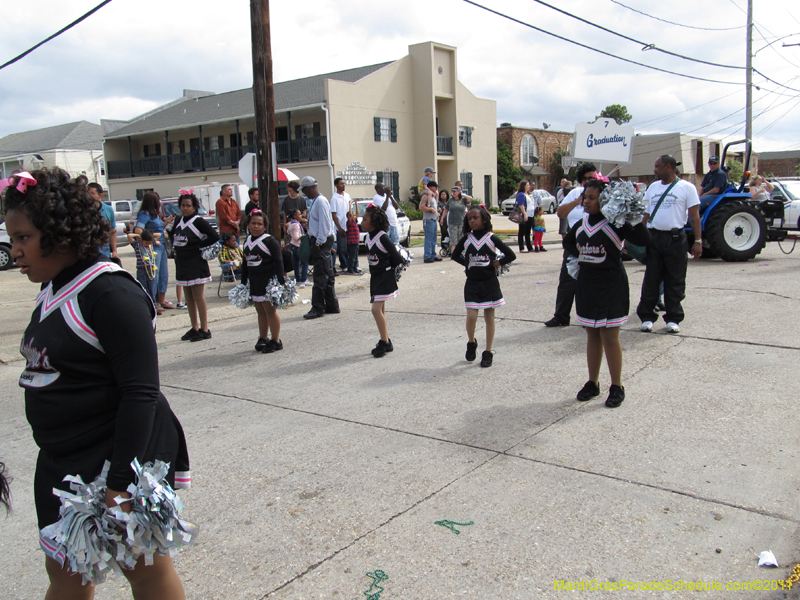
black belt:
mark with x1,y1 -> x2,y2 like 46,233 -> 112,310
649,228 -> 685,234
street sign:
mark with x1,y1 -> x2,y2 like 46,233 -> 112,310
573,119 -> 635,164
238,152 -> 258,185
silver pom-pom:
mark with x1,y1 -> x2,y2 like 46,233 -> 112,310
600,181 -> 646,227
107,459 -> 198,567
395,246 -> 414,282
566,255 -> 580,280
201,242 -> 221,262
266,276 -> 298,308
494,251 -> 513,277
228,282 -> 253,309
39,462 -> 125,585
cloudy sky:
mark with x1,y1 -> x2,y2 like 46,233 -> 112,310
2,0 -> 799,153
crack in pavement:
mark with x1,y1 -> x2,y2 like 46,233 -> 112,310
694,286 -> 799,302
626,337 -> 685,381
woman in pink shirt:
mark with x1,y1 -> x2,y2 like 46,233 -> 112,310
286,209 -> 308,287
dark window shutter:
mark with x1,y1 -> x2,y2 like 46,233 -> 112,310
204,137 -> 210,151
247,131 -> 254,146
390,119 -> 397,142
393,171 -> 400,199
230,134 -> 238,148
466,128 -> 472,147
313,122 -> 321,138
143,145 -> 149,158
295,125 -> 302,140
374,117 -> 381,142
155,143 -> 161,156
179,140 -> 186,153
376,171 -> 383,185
217,135 -> 224,148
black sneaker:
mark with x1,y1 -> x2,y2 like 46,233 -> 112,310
576,380 -> 600,401
372,339 -> 390,358
192,329 -> 211,342
465,340 -> 478,361
181,328 -> 199,341
544,318 -> 569,327
263,339 -> 283,353
655,301 -> 666,312
303,310 -> 324,319
605,384 -> 625,408
385,338 -> 393,353
255,337 -> 268,351
480,350 -> 494,367
534,247 -> 540,253
433,257 -> 442,262
539,246 -> 547,252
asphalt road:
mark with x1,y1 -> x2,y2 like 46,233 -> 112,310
1,229 -> 799,599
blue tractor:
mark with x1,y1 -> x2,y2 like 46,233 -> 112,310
690,139 -> 768,262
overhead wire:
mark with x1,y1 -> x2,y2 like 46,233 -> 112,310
609,0 -> 744,32
462,0 -> 743,85
529,0 -> 744,69
631,91 -> 741,128
0,0 -> 114,72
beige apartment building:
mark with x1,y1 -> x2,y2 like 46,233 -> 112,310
102,41 -> 497,205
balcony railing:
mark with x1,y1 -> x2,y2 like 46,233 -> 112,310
437,136 -> 453,156
107,138 -> 327,180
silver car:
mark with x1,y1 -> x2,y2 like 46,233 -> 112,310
501,189 -> 557,215
0,221 -> 13,270
355,200 -> 411,247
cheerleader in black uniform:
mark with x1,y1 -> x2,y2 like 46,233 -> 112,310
241,210 -> 285,353
562,179 -> 650,408
362,204 -> 403,358
451,206 -> 516,367
4,168 -> 190,598
170,193 -> 219,342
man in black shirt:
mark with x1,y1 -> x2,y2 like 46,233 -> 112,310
244,187 -> 260,217
698,155 -> 729,212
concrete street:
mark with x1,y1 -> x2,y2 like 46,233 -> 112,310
1,217 -> 799,599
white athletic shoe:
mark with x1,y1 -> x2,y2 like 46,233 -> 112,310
176,302 -> 187,309
640,321 -> 654,332
666,322 -> 681,333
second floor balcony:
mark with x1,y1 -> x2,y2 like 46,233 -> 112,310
437,136 -> 453,156
107,137 -> 328,180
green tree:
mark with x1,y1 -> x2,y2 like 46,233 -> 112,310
597,104 -> 633,125
727,158 -> 744,186
794,163 -> 800,176
497,138 -> 523,200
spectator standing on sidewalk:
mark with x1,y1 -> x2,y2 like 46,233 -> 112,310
244,187 -> 260,217
420,181 -> 442,263
441,186 -> 469,248
302,176 -> 339,319
346,204 -> 362,274
330,177 -> 352,273
87,183 -> 118,263
215,184 -> 242,242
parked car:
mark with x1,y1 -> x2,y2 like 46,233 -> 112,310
501,190 -> 557,215
770,179 -> 800,229
104,199 -> 140,225
354,200 -> 411,247
0,221 -> 13,270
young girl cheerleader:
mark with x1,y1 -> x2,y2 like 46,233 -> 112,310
451,206 -> 516,367
170,192 -> 219,342
362,204 -> 403,358
241,209 -> 285,353
562,179 -> 650,408
4,168 -> 191,598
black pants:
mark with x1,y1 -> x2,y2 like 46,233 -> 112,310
518,220 -> 533,251
636,229 -> 688,324
310,235 -> 339,313
551,248 -> 577,324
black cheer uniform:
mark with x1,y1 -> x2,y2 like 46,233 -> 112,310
365,231 -> 403,303
19,257 -> 190,540
563,214 -> 650,328
240,233 -> 285,302
170,214 -> 219,286
452,229 -> 516,309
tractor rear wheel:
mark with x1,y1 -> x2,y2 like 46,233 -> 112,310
706,201 -> 767,262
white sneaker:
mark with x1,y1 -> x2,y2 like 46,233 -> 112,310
666,322 -> 681,333
640,321 -> 653,332
176,302 -> 187,309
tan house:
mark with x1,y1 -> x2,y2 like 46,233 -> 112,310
102,41 -> 497,205
496,124 -> 573,193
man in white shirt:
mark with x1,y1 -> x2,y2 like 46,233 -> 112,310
330,177 -> 352,273
637,155 -> 702,334
545,163 -> 597,327
301,176 -> 339,319
373,183 -> 400,244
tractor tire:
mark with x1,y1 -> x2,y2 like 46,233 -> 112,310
706,201 -> 767,262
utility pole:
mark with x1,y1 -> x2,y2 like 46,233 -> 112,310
250,0 -> 280,238
745,0 -> 753,144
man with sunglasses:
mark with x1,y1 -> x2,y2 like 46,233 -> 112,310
545,162 -> 597,327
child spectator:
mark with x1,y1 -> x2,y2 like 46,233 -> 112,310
451,206 -> 516,367
362,204 -> 403,357
219,232 -> 243,282
286,209 -> 309,287
346,207 -> 362,274
126,228 -> 162,314
241,210 -> 285,353
532,206 -> 547,252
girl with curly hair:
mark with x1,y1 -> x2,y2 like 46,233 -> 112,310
134,191 -> 175,309
170,193 -> 219,342
451,206 -> 516,367
4,168 -> 191,599
362,204 -> 403,358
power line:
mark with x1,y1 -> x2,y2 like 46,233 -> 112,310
610,0 -> 744,31
753,69 -> 800,94
757,96 -> 800,136
530,0 -> 744,69
0,0 -> 114,72
753,25 -> 800,71
463,0 -> 743,85
631,91 -> 741,128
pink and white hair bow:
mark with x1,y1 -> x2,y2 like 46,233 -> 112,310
0,171 -> 36,194
594,173 -> 610,183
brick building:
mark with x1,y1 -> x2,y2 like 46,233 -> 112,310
496,123 -> 573,193
757,150 -> 800,177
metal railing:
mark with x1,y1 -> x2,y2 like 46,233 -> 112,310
437,136 -> 453,156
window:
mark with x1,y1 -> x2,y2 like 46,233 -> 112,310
520,134 -> 538,166
376,169 -> 400,199
143,143 -> 161,157
458,126 -> 472,147
169,140 -> 186,155
203,136 -> 224,151
373,117 -> 397,142
459,172 -> 473,196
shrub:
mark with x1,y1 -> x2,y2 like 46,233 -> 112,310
400,202 -> 423,221
488,206 -> 499,214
